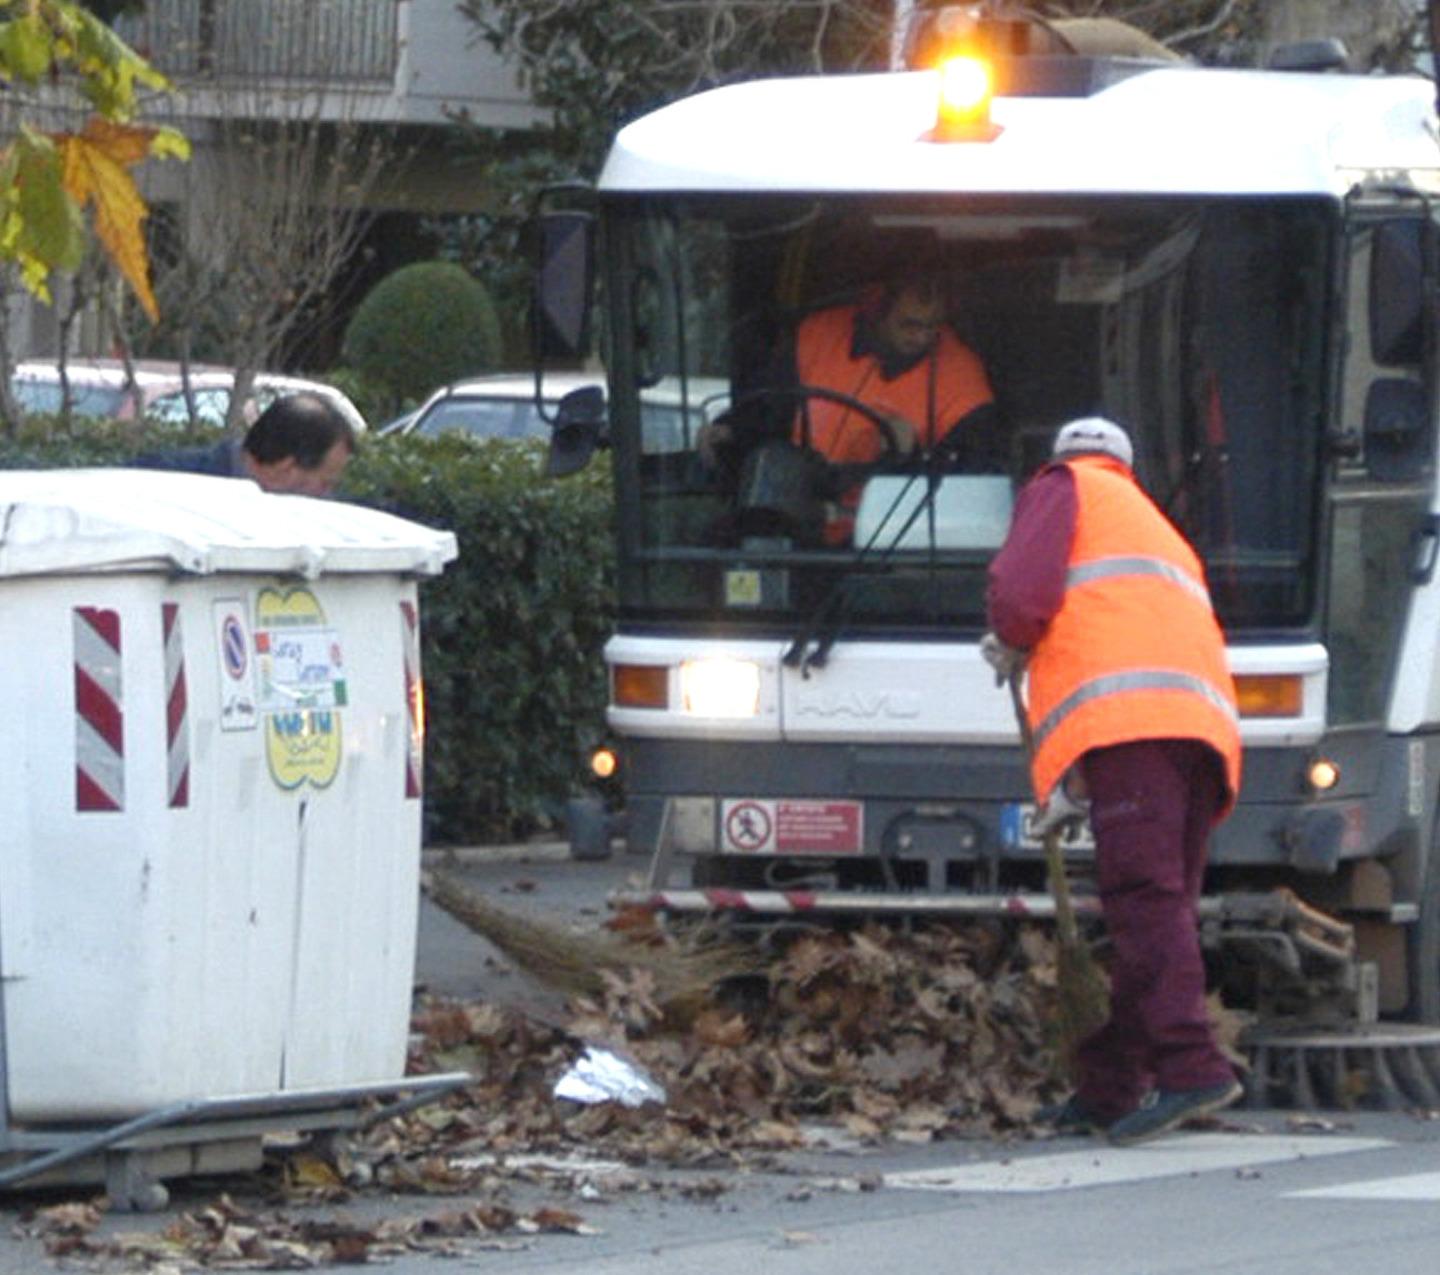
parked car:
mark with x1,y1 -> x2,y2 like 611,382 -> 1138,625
11,359 -> 369,434
381,372 -> 728,454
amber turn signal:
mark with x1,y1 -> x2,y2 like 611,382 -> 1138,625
612,663 -> 669,710
1233,674 -> 1302,718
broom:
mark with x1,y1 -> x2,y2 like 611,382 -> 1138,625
1006,672 -> 1111,1077
421,868 -> 761,1018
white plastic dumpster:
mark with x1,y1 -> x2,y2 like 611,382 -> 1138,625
0,468 -> 465,1199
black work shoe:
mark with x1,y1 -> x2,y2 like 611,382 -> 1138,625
1106,1080 -> 1243,1147
1035,1094 -> 1116,1135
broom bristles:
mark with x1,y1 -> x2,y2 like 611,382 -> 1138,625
423,869 -> 760,1009
1042,827 -> 1112,1083
1055,948 -> 1111,1067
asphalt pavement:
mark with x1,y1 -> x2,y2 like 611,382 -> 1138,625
416,839 -> 641,1012
4,843 -> 1440,1274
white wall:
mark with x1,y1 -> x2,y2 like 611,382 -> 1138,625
395,0 -> 540,130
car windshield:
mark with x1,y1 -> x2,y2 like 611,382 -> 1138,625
414,395 -> 552,441
601,193 -> 1332,636
145,388 -> 232,427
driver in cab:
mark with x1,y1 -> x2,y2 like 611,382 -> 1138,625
701,273 -> 1000,544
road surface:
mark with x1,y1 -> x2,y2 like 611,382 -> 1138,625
2,846 -> 1438,1273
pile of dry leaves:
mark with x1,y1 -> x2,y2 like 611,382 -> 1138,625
14,913 -> 1074,1270
388,914 -> 1068,1168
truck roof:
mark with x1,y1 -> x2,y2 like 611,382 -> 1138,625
600,63 -> 1440,199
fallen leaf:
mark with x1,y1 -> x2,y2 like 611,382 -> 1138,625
531,1206 -> 599,1235
778,1229 -> 824,1247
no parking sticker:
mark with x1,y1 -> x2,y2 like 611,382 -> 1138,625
212,598 -> 258,731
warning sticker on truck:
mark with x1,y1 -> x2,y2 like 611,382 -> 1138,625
720,799 -> 863,855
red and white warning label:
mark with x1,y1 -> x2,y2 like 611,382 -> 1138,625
720,799 -> 863,855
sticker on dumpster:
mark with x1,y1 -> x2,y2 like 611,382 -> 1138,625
213,599 -> 258,732
720,799 -> 863,854
255,587 -> 343,790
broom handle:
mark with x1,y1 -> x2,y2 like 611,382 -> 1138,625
1007,672 -> 1083,950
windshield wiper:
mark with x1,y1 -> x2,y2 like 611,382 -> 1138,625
781,463 -> 947,676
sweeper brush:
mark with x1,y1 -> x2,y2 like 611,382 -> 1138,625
421,869 -> 762,1017
1242,1021 -> 1440,1111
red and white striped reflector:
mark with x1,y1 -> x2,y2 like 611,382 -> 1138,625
74,606 -> 124,812
609,889 -> 1103,918
400,600 -> 422,799
162,602 -> 190,808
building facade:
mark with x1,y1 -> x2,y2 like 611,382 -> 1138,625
16,0 -> 538,360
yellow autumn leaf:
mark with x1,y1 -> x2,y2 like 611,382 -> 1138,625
151,126 -> 191,162
57,119 -> 159,320
285,1153 -> 343,1189
75,116 -> 158,166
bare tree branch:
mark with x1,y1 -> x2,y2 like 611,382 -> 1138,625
129,14 -> 405,428
1165,0 -> 1241,49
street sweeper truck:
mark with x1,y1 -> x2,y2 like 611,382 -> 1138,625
535,5 -> 1440,1102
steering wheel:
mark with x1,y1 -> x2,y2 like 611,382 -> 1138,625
714,384 -> 909,548
726,383 -> 903,461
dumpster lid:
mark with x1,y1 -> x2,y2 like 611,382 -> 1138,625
0,470 -> 458,579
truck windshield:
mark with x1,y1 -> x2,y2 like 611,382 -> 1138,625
604,195 -> 1330,636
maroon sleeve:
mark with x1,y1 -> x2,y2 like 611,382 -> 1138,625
985,465 -> 1077,650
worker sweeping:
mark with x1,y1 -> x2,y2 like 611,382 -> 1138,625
982,417 -> 1244,1146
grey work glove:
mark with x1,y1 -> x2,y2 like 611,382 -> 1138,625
1032,770 -> 1091,838
980,631 -> 1027,687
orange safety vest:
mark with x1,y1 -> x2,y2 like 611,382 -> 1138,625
1025,455 -> 1242,813
790,303 -> 992,464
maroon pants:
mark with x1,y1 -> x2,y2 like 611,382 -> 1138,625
1072,738 -> 1236,1119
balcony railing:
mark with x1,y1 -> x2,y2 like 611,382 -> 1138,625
115,0 -> 400,83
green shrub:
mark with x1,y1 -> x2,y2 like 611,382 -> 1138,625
0,414 -> 209,461
0,421 -> 616,845
343,434 -> 615,844
342,262 -> 505,414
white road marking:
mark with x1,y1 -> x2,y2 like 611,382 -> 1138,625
886,1134 -> 1391,1194
1286,1171 -> 1440,1201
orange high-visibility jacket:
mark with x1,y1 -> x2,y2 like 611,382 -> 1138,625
1025,455 -> 1242,813
790,303 -> 992,463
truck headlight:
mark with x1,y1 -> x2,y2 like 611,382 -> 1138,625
680,658 -> 760,717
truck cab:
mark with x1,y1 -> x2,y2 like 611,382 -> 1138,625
538,12 -> 1440,1045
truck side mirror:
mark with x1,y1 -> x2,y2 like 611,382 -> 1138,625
1370,221 -> 1426,367
546,386 -> 608,478
1363,377 -> 1430,481
535,208 -> 596,363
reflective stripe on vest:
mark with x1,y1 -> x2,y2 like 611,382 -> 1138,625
1066,555 -> 1213,610
1032,668 -> 1240,755
1023,456 -> 1242,810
